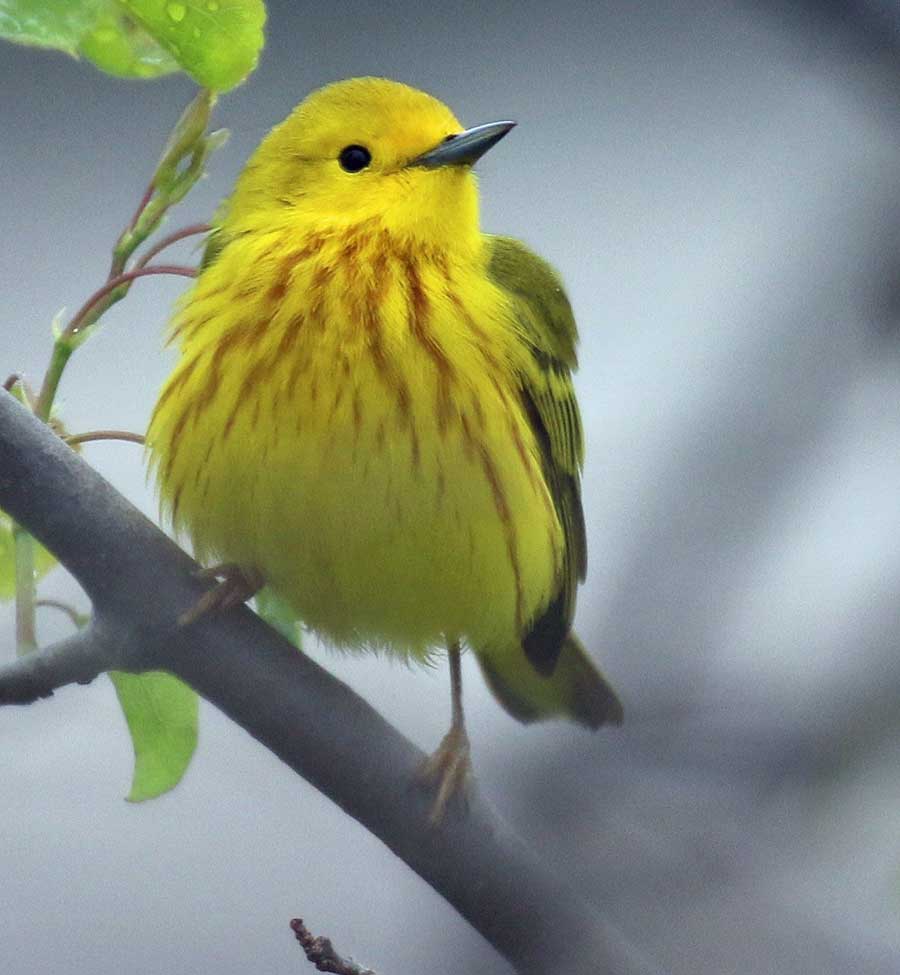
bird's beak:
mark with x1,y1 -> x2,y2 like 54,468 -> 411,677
410,120 -> 516,169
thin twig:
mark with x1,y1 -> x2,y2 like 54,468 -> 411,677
66,264 -> 198,339
35,599 -> 85,630
13,523 -> 36,655
290,920 -> 377,975
134,223 -> 211,270
65,430 -> 145,447
0,627 -> 114,704
127,181 -> 156,236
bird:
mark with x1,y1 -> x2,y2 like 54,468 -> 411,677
146,77 -> 623,821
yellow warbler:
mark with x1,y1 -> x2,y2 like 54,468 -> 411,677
147,78 -> 622,819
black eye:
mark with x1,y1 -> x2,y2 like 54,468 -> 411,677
339,145 -> 372,172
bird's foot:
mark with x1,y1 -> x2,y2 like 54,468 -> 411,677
417,723 -> 473,825
178,563 -> 264,626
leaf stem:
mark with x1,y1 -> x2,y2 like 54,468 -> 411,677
66,430 -> 145,447
35,599 -> 87,630
13,524 -> 37,656
66,264 -> 198,340
134,223 -> 210,270
34,264 -> 197,421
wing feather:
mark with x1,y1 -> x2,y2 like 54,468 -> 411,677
486,234 -> 587,674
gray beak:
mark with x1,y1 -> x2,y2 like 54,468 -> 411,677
410,120 -> 516,168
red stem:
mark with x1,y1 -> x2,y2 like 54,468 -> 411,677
127,181 -> 155,232
66,264 -> 197,338
66,430 -> 145,447
135,223 -> 210,269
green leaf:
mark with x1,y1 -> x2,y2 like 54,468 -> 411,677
255,587 -> 302,649
109,670 -> 199,801
0,513 -> 58,601
0,0 -> 179,79
120,0 -> 266,91
78,6 -> 179,79
0,0 -> 103,54
0,0 -> 266,89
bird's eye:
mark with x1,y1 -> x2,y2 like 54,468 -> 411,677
338,145 -> 372,173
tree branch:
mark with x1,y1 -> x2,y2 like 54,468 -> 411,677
0,391 -> 661,975
290,919 -> 377,975
0,626 -> 114,704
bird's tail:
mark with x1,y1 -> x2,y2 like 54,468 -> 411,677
476,633 -> 623,729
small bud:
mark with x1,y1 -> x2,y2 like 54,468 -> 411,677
153,89 -> 217,190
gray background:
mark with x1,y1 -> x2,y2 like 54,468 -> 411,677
3,1 -> 900,972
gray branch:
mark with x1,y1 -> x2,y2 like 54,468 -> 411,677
0,391 -> 662,975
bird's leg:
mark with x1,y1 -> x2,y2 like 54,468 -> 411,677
178,563 -> 264,626
417,639 -> 473,823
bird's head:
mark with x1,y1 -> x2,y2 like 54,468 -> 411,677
226,77 -> 514,253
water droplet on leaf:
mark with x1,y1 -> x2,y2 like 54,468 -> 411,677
167,3 -> 187,22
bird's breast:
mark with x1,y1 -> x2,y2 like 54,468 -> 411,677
149,224 -> 563,654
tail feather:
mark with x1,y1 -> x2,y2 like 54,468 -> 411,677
477,633 -> 623,729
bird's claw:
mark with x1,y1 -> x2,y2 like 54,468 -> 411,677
179,563 -> 264,626
416,723 -> 474,825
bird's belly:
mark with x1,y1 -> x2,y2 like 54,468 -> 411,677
209,358 -> 562,657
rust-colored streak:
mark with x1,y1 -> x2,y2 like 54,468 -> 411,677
277,311 -> 305,360
152,352 -> 201,419
435,463 -> 446,506
352,389 -> 363,439
330,383 -> 345,419
162,404 -> 191,483
220,349 -> 272,441
235,280 -> 260,302
394,376 -> 412,426
403,254 -> 455,436
436,381 -> 454,436
477,442 -> 525,633
370,239 -> 391,303
404,256 -> 451,373
172,306 -> 214,344
410,424 -> 421,471
341,231 -> 370,291
191,341 -> 231,424
266,269 -> 289,304
447,290 -> 492,345
459,414 -> 476,461
290,234 -> 326,264
309,263 -> 334,335
171,482 -> 184,524
364,296 -> 412,429
222,394 -> 242,440
508,417 -> 542,495
470,391 -> 486,431
445,288 -> 506,380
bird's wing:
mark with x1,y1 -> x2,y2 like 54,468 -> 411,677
486,234 -> 586,675
199,218 -> 229,270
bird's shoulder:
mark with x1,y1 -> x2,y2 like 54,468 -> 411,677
483,234 -> 578,370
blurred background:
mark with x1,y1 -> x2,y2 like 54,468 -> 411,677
2,0 -> 900,972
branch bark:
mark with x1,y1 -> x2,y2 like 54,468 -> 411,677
0,391 -> 661,975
